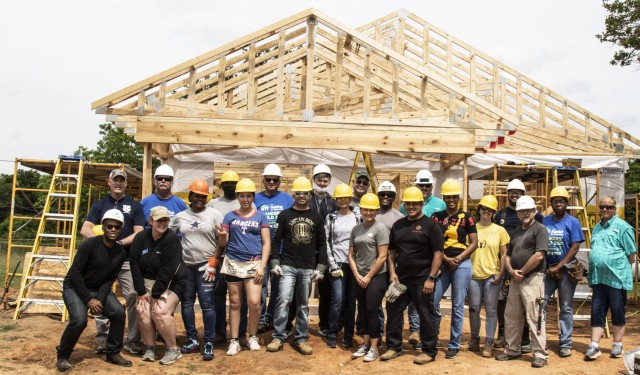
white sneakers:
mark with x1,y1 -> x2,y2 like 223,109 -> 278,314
248,336 -> 261,351
227,339 -> 242,356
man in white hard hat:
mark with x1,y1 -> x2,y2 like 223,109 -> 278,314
400,170 -> 445,217
375,181 -> 404,232
254,164 -> 295,334
308,164 -> 338,336
495,196 -> 549,368
140,164 -> 188,227
80,169 -> 145,356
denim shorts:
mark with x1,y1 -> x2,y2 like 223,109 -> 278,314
590,284 -> 627,327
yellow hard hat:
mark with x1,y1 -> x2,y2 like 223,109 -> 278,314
333,183 -> 353,198
292,176 -> 313,192
92,224 -> 104,236
359,193 -> 380,209
478,195 -> 498,211
188,178 -> 209,196
550,186 -> 570,201
220,170 -> 240,183
441,179 -> 462,196
235,178 -> 257,193
402,186 -> 424,202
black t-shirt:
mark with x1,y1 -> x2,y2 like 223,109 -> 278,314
63,236 -> 126,304
507,221 -> 548,274
389,215 -> 444,283
494,206 -> 544,237
430,209 -> 477,257
85,195 -> 145,257
270,207 -> 328,270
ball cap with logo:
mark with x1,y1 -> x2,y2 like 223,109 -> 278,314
109,169 -> 128,180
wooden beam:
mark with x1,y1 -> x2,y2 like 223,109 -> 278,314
142,143 -> 153,197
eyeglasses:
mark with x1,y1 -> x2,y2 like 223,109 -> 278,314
599,205 -> 615,210
294,191 -> 310,196
355,180 -> 369,186
264,177 -> 280,183
155,177 -> 173,182
417,184 -> 433,188
104,224 -> 122,230
378,192 -> 395,198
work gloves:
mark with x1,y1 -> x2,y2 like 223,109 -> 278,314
199,257 -> 219,282
384,281 -> 407,303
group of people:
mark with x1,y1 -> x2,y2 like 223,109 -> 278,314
55,163 -> 637,371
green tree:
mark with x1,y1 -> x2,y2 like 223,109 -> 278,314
75,123 -> 149,171
625,159 -> 640,226
597,0 -> 640,66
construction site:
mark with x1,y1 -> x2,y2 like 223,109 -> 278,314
1,7 -> 639,375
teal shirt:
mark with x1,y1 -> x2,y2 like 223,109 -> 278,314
588,215 -> 636,290
400,195 -> 446,217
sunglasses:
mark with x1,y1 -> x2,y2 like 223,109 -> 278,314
508,191 -> 523,196
264,177 -> 280,183
155,177 -> 173,182
294,191 -> 310,196
355,180 -> 369,186
599,205 -> 615,210
417,184 -> 432,188
378,192 -> 395,198
104,224 -> 122,230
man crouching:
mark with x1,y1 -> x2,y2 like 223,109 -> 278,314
56,209 -> 132,371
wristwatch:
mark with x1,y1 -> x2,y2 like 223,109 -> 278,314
428,274 -> 437,281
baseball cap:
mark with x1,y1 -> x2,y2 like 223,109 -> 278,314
355,171 -> 370,180
109,169 -> 127,180
150,206 -> 171,220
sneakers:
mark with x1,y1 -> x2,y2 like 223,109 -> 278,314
584,345 -> 601,361
56,358 -> 72,372
380,348 -> 404,361
342,338 -> 354,348
482,338 -> 494,358
295,341 -> 313,355
124,342 -> 144,356
363,348 -> 379,362
203,342 -> 214,361
106,353 -> 132,367
521,343 -> 532,353
610,343 -> 623,358
326,337 -> 337,348
408,331 -> 420,345
159,347 -> 182,365
531,357 -> 547,368
266,339 -> 284,352
413,352 -> 435,365
559,347 -> 572,358
95,341 -> 107,354
352,344 -> 369,358
248,336 -> 261,351
142,346 -> 156,362
495,353 -> 522,361
445,348 -> 459,359
467,337 -> 480,352
226,339 -> 242,356
180,338 -> 200,354
493,335 -> 505,348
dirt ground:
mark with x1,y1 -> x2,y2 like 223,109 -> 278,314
0,296 -> 638,375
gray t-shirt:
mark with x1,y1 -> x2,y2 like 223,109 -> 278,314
350,221 -> 389,276
376,208 -> 405,233
507,221 -> 548,274
171,207 -> 224,265
207,196 -> 240,217
325,211 -> 358,268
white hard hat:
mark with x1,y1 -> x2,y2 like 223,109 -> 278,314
415,169 -> 434,184
378,181 -> 397,194
507,179 -> 525,192
313,164 -> 332,177
154,164 -> 174,178
262,163 -> 282,177
101,209 -> 124,225
515,195 -> 536,211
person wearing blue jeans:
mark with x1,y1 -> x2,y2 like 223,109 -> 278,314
181,264 -> 217,357
542,187 -> 584,358
430,179 -> 478,359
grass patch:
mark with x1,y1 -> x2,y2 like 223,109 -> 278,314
1,323 -> 18,332
0,243 -> 28,289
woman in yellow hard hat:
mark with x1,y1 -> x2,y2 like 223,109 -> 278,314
348,193 -> 389,362
170,179 -> 224,361
214,178 -> 271,356
467,194 -> 509,357
430,179 -> 478,359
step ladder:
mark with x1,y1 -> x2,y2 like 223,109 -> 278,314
14,156 -> 85,322
551,166 -> 609,337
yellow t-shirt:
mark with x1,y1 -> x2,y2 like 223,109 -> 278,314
471,223 -> 510,279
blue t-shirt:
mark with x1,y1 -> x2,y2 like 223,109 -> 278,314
140,194 -> 188,227
223,210 -> 270,261
254,191 -> 295,238
542,214 -> 585,265
85,195 -> 145,246
400,194 -> 446,217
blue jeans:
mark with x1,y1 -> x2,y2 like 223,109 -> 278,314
261,263 -> 282,325
327,263 -> 356,339
543,271 -> 577,348
434,258 -> 472,350
468,276 -> 501,340
408,303 -> 420,332
182,263 -> 216,342
272,265 -> 313,343
214,260 -> 247,338
58,288 -> 125,359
